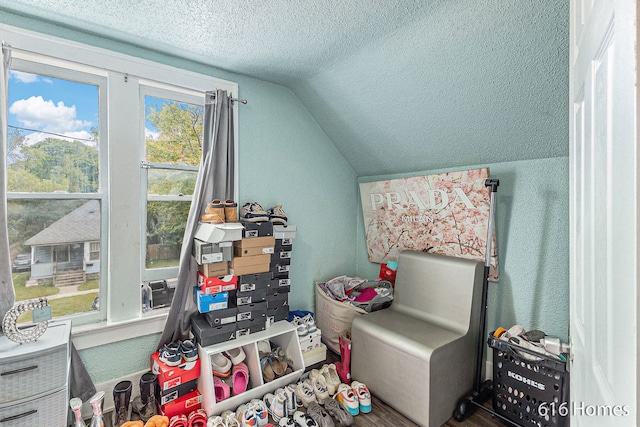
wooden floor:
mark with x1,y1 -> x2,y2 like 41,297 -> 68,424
319,350 -> 506,427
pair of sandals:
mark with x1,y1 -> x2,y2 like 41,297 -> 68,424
213,363 -> 249,401
260,346 -> 293,382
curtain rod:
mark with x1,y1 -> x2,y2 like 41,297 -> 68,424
208,92 -> 247,105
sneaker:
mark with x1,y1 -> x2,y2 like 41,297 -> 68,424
267,205 -> 288,225
180,339 -> 198,362
293,411 -> 319,427
250,399 -> 269,427
221,411 -> 240,427
312,376 -> 330,404
263,390 -> 287,423
322,365 -> 341,396
306,402 -> 335,427
207,416 -> 226,427
202,199 -> 225,224
284,383 -> 298,413
323,398 -> 353,427
301,314 -> 317,333
295,379 -> 317,408
236,404 -> 258,427
335,384 -> 359,416
291,317 -> 309,337
159,345 -> 181,366
277,418 -> 296,427
350,381 -> 371,414
240,202 -> 270,222
211,352 -> 232,378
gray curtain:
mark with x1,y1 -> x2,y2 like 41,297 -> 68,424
158,89 -> 235,348
0,45 -> 16,328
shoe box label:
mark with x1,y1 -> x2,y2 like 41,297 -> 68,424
204,306 -> 237,326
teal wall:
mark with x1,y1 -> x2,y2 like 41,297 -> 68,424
356,157 -> 570,342
2,13 -> 358,384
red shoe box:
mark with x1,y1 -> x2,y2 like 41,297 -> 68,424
197,273 -> 238,294
150,351 -> 201,392
159,389 -> 202,418
379,263 -> 397,285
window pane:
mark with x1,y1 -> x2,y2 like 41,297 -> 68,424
8,199 -> 101,321
7,70 -> 99,193
145,96 -> 203,167
146,200 -> 190,268
148,168 -> 197,197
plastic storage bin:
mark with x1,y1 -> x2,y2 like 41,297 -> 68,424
489,335 -> 570,427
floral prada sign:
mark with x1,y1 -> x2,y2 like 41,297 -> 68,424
359,168 -> 498,281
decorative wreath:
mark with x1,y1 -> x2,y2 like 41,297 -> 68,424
2,297 -> 50,344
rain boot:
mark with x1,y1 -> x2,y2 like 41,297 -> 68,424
112,380 -> 133,427
132,372 -> 158,422
334,332 -> 352,383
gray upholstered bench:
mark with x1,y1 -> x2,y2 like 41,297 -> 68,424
351,251 -> 483,426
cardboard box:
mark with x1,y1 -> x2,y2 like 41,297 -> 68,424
191,313 -> 236,347
242,221 -> 273,238
273,224 -> 297,239
238,272 -> 271,292
197,273 -> 238,294
237,301 -> 267,322
233,236 -> 275,256
150,351 -> 201,392
229,254 -> 271,276
198,261 -> 229,278
193,288 -> 229,313
192,239 -> 233,264
266,291 -> 289,309
236,318 -> 266,337
159,389 -> 202,417
194,222 -> 243,243
204,306 -> 237,327
233,288 -> 267,306
266,304 -> 289,324
268,278 -> 291,293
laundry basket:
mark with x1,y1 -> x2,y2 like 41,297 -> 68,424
315,282 -> 367,354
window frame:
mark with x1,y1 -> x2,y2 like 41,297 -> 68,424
1,24 -> 239,343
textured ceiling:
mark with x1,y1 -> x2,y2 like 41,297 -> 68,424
0,0 -> 569,176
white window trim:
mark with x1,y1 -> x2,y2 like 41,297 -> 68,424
2,24 -> 239,339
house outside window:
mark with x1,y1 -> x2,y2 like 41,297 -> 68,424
2,25 -> 238,331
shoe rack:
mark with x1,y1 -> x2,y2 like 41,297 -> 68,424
198,320 -> 304,416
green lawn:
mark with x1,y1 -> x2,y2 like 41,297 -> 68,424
79,278 -> 99,291
146,258 -> 180,268
12,272 -> 60,300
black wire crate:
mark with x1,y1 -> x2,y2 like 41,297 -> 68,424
488,335 -> 570,427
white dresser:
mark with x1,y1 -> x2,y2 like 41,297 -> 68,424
0,320 -> 71,426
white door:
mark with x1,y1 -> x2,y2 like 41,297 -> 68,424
569,0 -> 637,426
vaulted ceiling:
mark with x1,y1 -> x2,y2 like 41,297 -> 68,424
0,0 -> 569,176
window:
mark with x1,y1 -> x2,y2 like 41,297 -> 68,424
2,24 -> 238,330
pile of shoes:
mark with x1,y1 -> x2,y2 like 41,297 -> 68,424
204,374 -> 372,427
212,347 -> 251,401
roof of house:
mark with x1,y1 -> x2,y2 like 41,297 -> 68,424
24,200 -> 100,246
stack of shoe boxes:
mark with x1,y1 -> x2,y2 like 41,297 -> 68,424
191,222 -> 243,346
231,220 -> 274,336
267,224 -> 297,324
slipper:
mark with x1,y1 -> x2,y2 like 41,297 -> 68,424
350,381 -> 371,414
225,347 -> 246,365
292,410 -> 319,427
323,398 -> 353,427
187,409 -> 207,427
232,362 -> 250,395
213,376 -> 230,402
211,353 -> 232,378
261,355 -> 276,382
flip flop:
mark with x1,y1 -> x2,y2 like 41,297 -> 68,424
261,354 -> 276,382
232,362 -> 250,395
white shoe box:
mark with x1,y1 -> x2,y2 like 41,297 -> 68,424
299,329 -> 323,353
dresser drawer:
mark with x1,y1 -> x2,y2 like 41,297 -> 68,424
0,345 -> 68,404
0,388 -> 67,427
